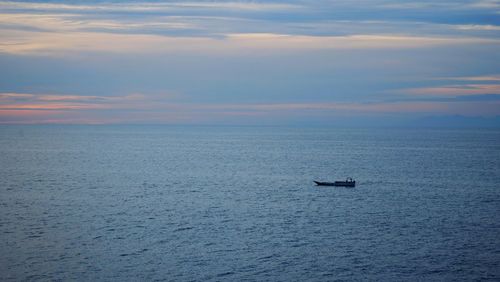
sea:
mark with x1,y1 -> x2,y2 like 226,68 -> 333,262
1,125 -> 499,281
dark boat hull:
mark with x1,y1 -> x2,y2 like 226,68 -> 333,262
314,181 -> 356,187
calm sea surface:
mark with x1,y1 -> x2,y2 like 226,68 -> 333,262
1,125 -> 499,281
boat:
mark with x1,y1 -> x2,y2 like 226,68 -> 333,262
314,177 -> 355,187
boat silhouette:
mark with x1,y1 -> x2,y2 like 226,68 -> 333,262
314,177 -> 355,187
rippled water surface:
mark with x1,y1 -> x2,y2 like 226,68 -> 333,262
1,125 -> 499,281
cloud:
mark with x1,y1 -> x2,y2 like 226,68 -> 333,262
394,74 -> 500,99
1,0 -> 499,53
0,93 -> 34,101
468,0 -> 500,9
2,0 -> 499,39
452,94 -> 500,101
196,101 -> 446,114
2,27 -> 498,56
2,92 -> 500,124
380,2 -> 458,9
377,0 -> 499,10
0,1 -> 499,125
0,13 -> 197,33
453,24 -> 500,31
444,75 -> 500,81
0,92 -> 169,110
0,1 -> 301,13
403,84 -> 500,96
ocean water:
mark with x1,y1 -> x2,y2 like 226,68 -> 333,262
1,125 -> 499,281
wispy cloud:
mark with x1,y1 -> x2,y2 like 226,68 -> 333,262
1,0 -> 499,57
380,2 -> 459,9
0,13 -> 197,33
0,1 -> 301,13
2,28 -> 498,56
405,84 -> 500,96
444,75 -> 500,82
468,0 -> 500,9
393,74 -> 500,99
2,92 -> 500,124
0,92 -> 165,110
378,0 -> 500,11
453,24 -> 500,31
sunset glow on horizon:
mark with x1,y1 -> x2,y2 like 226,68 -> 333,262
1,0 -> 499,125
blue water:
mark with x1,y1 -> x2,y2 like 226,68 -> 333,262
1,125 -> 499,281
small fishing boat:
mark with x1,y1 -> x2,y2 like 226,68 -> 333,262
314,177 -> 355,187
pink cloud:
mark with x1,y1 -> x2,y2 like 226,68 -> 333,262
447,75 -> 500,82
2,92 -> 500,124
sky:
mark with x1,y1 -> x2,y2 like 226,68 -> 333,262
0,0 -> 499,126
